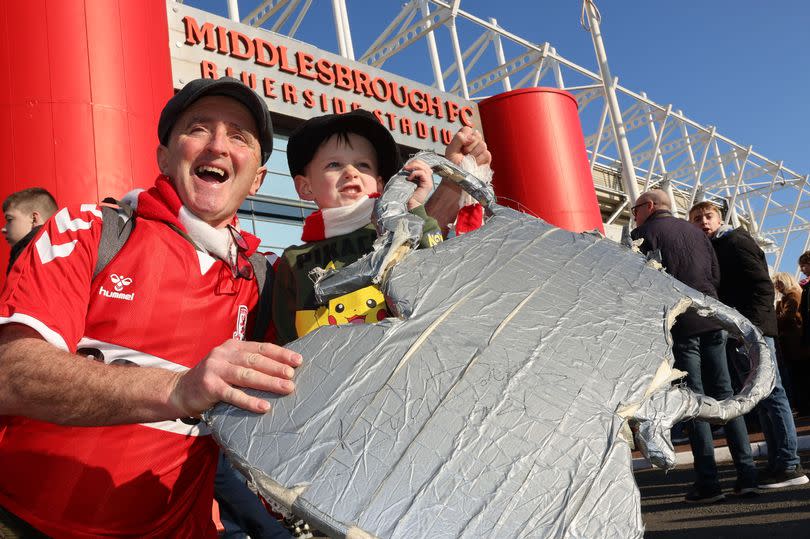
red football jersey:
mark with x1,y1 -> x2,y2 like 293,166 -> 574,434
0,204 -> 261,538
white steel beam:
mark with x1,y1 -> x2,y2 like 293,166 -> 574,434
420,0 -> 446,91
775,176 -> 808,269
490,18 -> 511,92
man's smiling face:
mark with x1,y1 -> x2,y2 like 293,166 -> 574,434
157,95 -> 266,228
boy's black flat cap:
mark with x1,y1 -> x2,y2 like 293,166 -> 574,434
158,77 -> 274,164
287,109 -> 400,182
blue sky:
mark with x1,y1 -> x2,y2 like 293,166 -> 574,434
190,0 -> 809,177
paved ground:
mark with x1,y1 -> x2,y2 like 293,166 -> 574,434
637,451 -> 810,538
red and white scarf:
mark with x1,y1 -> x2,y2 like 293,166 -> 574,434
122,175 -> 261,262
301,193 -> 381,242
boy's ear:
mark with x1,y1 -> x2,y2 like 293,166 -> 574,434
294,174 -> 315,201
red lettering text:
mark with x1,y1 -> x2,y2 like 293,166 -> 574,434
282,82 -> 298,104
183,17 -> 217,51
254,38 -> 279,67
296,51 -> 317,80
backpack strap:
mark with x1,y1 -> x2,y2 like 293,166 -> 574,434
94,198 -> 136,281
249,253 -> 274,341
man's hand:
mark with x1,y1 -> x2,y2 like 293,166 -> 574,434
170,339 -> 302,417
444,126 -> 491,167
402,159 -> 435,210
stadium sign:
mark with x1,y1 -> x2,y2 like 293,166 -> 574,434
168,4 -> 481,151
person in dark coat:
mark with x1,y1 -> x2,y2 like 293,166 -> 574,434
632,189 -> 756,503
690,201 -> 807,489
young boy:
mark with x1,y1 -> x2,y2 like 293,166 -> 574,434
689,200 -> 807,489
272,109 -> 444,345
2,187 -> 58,273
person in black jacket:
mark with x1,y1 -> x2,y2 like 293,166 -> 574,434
690,201 -> 807,489
632,189 -> 757,503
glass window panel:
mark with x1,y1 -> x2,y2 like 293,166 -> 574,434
273,136 -> 288,151
266,149 -> 289,175
252,200 -> 303,220
258,172 -> 299,200
253,220 -> 303,251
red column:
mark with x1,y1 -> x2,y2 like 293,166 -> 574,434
0,0 -> 173,274
478,88 -> 604,233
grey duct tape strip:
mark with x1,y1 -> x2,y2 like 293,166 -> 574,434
410,150 -> 496,209
313,152 -> 492,304
631,294 -> 775,469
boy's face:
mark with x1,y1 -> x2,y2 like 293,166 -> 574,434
800,261 -> 810,277
295,133 -> 383,209
2,206 -> 34,246
689,207 -> 723,237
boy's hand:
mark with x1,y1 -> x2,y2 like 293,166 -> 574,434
445,126 -> 491,167
403,159 -> 434,210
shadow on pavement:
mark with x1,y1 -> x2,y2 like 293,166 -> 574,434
636,452 -> 810,538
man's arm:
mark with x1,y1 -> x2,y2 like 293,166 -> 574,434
0,323 -> 301,425
425,127 -> 492,233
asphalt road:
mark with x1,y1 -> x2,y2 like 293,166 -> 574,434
637,451 -> 810,538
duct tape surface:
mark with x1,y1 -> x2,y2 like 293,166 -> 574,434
205,154 -> 774,539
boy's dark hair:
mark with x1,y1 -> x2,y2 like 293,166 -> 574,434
3,187 -> 58,217
287,109 -> 401,182
688,200 -> 723,219
799,251 -> 810,266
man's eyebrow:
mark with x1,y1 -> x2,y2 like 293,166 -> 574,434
183,115 -> 255,134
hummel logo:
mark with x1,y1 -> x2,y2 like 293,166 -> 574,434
110,274 -> 132,292
99,274 -> 135,301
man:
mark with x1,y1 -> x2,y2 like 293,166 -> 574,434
798,251 -> 810,347
2,187 -> 58,272
631,189 -> 757,503
0,77 -> 491,537
0,77 -> 302,537
690,201 -> 807,489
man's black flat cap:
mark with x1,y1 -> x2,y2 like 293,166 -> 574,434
158,77 -> 274,164
287,109 -> 400,182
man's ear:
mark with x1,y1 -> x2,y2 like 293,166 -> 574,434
31,210 -> 44,226
249,166 -> 267,196
156,144 -> 169,175
294,174 -> 315,201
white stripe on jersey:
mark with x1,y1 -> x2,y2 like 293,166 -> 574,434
35,231 -> 78,264
0,312 -> 70,351
54,206 -> 102,234
76,337 -> 211,437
